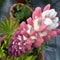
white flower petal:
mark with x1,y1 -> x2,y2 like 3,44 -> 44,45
42,10 -> 49,18
17,35 -> 21,40
47,23 -> 59,30
27,29 -> 30,34
46,10 -> 51,17
44,18 -> 53,25
42,9 -> 57,18
31,36 -> 36,39
33,18 -> 39,31
54,23 -> 59,28
27,24 -> 32,29
53,17 -> 59,23
18,42 -> 21,45
13,42 -> 15,44
23,35 -> 27,40
19,47 -> 22,49
49,9 -> 57,18
39,32 -> 47,36
23,43 -> 26,45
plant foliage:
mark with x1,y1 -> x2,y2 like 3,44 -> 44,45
0,17 -> 18,37
0,17 -> 19,59
12,5 -> 31,23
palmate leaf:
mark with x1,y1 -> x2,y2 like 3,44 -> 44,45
0,17 -> 19,37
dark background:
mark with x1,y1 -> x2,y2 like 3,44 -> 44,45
0,0 -> 60,60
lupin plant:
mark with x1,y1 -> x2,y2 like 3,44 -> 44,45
8,4 -> 60,59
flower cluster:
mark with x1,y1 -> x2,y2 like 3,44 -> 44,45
8,4 -> 60,57
8,30 -> 33,57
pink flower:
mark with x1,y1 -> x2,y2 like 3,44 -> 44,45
30,30 -> 36,36
54,29 -> 60,34
43,36 -> 50,41
43,4 -> 50,11
25,44 -> 32,50
34,37 -> 44,48
26,38 -> 32,45
32,11 -> 37,20
21,46 -> 26,53
26,38 -> 32,50
14,30 -> 21,36
39,24 -> 47,32
35,7 -> 42,17
32,7 -> 41,19
56,29 -> 60,34
8,4 -> 60,57
48,31 -> 57,37
20,21 -> 27,29
20,29 -> 27,35
27,17 -> 33,25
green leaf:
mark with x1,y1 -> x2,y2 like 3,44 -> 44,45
25,55 -> 37,60
25,56 -> 33,60
31,56 -> 37,60
0,48 -> 5,58
0,17 -> 18,49
12,5 -> 31,23
0,17 -> 17,36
